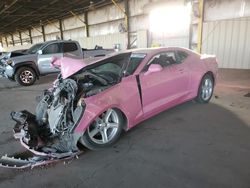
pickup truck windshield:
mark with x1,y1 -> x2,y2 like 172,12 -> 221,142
26,43 -> 44,54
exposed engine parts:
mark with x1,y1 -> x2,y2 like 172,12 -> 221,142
11,78 -> 81,153
1,70 -> 116,169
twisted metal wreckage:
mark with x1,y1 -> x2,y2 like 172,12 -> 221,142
0,79 -> 83,168
0,56 -> 112,169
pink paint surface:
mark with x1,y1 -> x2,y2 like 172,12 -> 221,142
51,57 -> 87,79
53,47 -> 218,134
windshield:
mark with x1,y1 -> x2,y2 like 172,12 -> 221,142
125,53 -> 146,75
89,53 -> 131,77
26,43 -> 44,54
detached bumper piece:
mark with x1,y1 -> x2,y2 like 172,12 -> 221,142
1,124 -> 82,169
0,132 -> 82,169
0,108 -> 83,169
0,150 -> 82,169
0,155 -> 32,169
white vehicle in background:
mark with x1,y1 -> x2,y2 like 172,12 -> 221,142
1,40 -> 114,86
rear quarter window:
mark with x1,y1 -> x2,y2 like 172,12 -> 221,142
177,51 -> 189,62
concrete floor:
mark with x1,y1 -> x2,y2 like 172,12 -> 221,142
0,69 -> 249,188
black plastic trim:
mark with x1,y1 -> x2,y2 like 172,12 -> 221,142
135,75 -> 143,108
13,62 -> 40,77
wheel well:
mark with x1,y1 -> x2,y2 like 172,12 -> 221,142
205,71 -> 215,82
113,108 -> 128,131
15,65 -> 39,79
196,71 -> 215,96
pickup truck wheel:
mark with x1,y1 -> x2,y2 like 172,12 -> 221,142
15,67 -> 36,86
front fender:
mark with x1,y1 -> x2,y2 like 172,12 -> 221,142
74,76 -> 143,133
74,98 -> 127,134
13,61 -> 40,77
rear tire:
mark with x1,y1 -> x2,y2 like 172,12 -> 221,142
15,67 -> 36,86
79,108 -> 124,150
195,74 -> 214,103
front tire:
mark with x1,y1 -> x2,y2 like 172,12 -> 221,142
15,67 -> 36,86
195,74 -> 214,103
80,108 -> 124,150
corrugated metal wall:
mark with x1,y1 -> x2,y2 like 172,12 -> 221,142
2,0 -> 250,70
82,33 -> 126,49
2,0 -> 151,52
151,36 -> 189,48
202,17 -> 250,69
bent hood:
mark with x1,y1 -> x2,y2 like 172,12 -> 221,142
51,56 -> 105,79
10,54 -> 37,64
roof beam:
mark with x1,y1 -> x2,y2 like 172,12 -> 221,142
41,25 -> 46,42
31,26 -> 43,34
0,0 -> 112,35
0,0 -> 18,15
59,19 -> 64,40
18,31 -> 22,45
28,29 -> 33,44
46,19 -> 60,30
5,36 -> 8,47
84,11 -> 89,37
69,11 -> 86,24
1,1 -> 59,30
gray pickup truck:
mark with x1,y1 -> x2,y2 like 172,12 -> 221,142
2,40 -> 114,86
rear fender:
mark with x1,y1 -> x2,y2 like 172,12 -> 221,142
194,57 -> 218,96
201,55 -> 218,82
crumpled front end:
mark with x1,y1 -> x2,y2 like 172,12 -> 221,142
0,60 -> 117,168
0,78 -> 85,168
0,62 -> 13,78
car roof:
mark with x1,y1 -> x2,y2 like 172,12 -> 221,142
41,40 -> 77,46
123,47 -> 194,55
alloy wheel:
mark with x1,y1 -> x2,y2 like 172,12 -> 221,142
201,78 -> 213,101
87,109 -> 119,144
20,70 -> 34,84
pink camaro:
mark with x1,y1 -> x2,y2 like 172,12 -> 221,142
11,47 -> 218,153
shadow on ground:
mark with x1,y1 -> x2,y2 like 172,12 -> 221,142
0,101 -> 249,188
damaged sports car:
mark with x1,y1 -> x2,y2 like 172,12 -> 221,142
1,47 -> 218,168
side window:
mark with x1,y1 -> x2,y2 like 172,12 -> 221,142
161,51 -> 177,66
43,43 -> 61,54
63,42 -> 78,53
143,51 -> 177,71
176,51 -> 189,62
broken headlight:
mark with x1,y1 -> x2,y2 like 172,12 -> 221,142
6,59 -> 13,66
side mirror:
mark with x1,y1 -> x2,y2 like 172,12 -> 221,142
144,64 -> 163,76
37,50 -> 42,55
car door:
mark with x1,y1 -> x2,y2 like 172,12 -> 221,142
139,51 -> 190,116
37,42 -> 63,74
